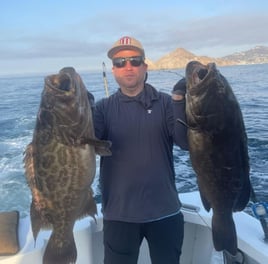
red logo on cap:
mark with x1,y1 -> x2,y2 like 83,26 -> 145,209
119,36 -> 131,45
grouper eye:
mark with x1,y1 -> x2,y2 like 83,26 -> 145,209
198,69 -> 208,80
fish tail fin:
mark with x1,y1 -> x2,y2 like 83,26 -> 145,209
43,231 -> 77,264
212,212 -> 237,255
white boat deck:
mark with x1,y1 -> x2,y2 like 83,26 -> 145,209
0,192 -> 267,264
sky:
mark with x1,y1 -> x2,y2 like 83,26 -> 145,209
1,0 -> 268,75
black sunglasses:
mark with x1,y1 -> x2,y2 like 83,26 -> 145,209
112,56 -> 144,68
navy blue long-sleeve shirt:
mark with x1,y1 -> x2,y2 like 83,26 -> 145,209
93,83 -> 188,222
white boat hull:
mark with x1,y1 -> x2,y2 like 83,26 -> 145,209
0,192 -> 267,264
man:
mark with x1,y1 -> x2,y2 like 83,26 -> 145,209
93,36 -> 188,264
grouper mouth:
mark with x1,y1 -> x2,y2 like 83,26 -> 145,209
197,68 -> 208,80
45,73 -> 75,95
192,65 -> 209,86
40,68 -> 87,132
186,61 -> 220,98
183,61 -> 226,131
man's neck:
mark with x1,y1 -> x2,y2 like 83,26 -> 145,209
120,84 -> 144,97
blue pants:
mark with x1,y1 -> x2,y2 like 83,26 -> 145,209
103,212 -> 184,264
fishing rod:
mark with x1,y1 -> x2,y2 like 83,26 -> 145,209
250,185 -> 268,242
161,69 -> 184,78
102,62 -> 109,97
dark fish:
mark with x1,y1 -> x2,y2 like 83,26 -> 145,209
184,61 -> 251,255
24,67 -> 111,264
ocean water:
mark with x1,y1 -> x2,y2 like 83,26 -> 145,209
0,64 -> 267,218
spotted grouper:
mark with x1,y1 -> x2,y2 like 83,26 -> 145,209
184,61 -> 251,255
24,67 -> 111,264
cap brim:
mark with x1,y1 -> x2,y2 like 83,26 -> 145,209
108,46 -> 145,59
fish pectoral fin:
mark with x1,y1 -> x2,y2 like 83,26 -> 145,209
90,138 -> 112,156
95,144 -> 112,156
176,118 -> 189,128
82,137 -> 112,156
176,118 -> 197,130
